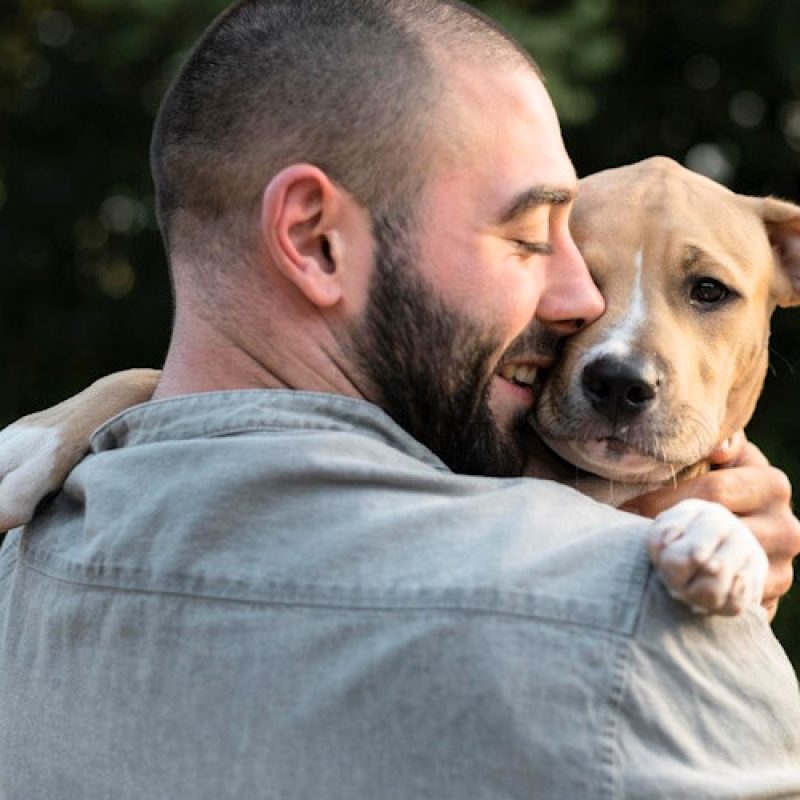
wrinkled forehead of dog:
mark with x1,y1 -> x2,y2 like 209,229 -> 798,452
572,156 -> 800,309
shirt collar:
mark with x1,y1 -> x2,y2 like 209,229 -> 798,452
90,389 -> 449,472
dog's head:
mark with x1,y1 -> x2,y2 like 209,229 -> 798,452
533,157 -> 800,484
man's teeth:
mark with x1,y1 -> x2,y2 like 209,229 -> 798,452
499,364 -> 537,386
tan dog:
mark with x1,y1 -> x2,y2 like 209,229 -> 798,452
1,157 -> 798,616
527,157 -> 800,507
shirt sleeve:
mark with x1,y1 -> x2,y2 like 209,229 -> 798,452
616,572 -> 800,798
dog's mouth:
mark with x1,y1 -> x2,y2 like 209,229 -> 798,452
534,427 -> 686,483
591,435 -> 640,459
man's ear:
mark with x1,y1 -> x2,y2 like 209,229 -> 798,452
260,164 -> 349,309
761,196 -> 800,308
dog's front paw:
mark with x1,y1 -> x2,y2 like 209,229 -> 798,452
0,422 -> 64,531
647,498 -> 768,616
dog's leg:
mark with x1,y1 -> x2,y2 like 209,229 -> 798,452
648,499 -> 768,616
0,369 -> 160,531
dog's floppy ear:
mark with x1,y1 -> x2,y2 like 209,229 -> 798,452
762,197 -> 800,308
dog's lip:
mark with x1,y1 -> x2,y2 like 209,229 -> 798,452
537,430 -> 689,483
532,419 -> 656,458
592,436 -> 640,457
579,433 -> 655,457
545,430 -> 684,466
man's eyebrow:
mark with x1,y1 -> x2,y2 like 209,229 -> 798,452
496,185 -> 574,225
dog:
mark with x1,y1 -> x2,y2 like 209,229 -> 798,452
524,157 -> 799,613
527,157 -> 800,502
1,158 -> 798,616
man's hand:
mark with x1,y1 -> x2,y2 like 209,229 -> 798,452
621,432 -> 799,621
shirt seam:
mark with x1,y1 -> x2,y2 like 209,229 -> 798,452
20,554 -> 641,637
597,551 -> 649,800
601,636 -> 635,800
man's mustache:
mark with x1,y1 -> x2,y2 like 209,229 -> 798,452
501,325 -> 563,364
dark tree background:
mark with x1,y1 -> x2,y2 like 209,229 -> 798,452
1,0 -> 799,668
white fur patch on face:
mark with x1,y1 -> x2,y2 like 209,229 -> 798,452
579,247 -> 648,367
0,424 -> 62,531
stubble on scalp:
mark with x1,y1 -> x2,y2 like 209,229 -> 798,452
150,0 -> 538,300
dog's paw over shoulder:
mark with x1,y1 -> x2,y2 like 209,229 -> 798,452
0,422 -> 63,531
647,498 -> 768,616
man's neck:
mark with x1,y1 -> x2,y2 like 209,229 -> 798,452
153,310 -> 368,402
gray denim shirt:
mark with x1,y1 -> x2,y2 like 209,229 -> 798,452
1,391 -> 798,799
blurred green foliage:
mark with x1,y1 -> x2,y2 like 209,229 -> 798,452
1,0 -> 798,666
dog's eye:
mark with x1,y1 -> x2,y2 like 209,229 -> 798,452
690,278 -> 729,305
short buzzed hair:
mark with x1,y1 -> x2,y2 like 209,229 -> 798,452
151,0 -> 537,272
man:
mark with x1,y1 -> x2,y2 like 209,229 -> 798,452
1,1 -> 798,797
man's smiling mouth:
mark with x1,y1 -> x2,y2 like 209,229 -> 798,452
498,363 -> 538,388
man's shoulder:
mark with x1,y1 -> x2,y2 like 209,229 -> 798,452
13,389 -> 653,635
20,486 -> 650,642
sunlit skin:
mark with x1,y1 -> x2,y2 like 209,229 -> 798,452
406,64 -> 604,438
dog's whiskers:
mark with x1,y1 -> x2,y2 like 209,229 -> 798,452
676,405 -> 716,462
769,347 -> 795,377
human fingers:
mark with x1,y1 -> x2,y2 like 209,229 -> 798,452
623,462 -> 785,519
710,436 -> 770,469
729,466 -> 798,617
751,509 -> 798,619
706,430 -> 748,467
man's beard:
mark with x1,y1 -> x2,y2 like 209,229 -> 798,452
348,212 -> 553,478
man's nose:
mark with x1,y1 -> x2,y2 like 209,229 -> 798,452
535,236 -> 604,335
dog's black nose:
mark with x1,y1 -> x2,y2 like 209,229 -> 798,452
581,355 -> 658,421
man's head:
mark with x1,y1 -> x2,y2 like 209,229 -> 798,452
151,0 -> 604,477
152,0 -> 531,270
